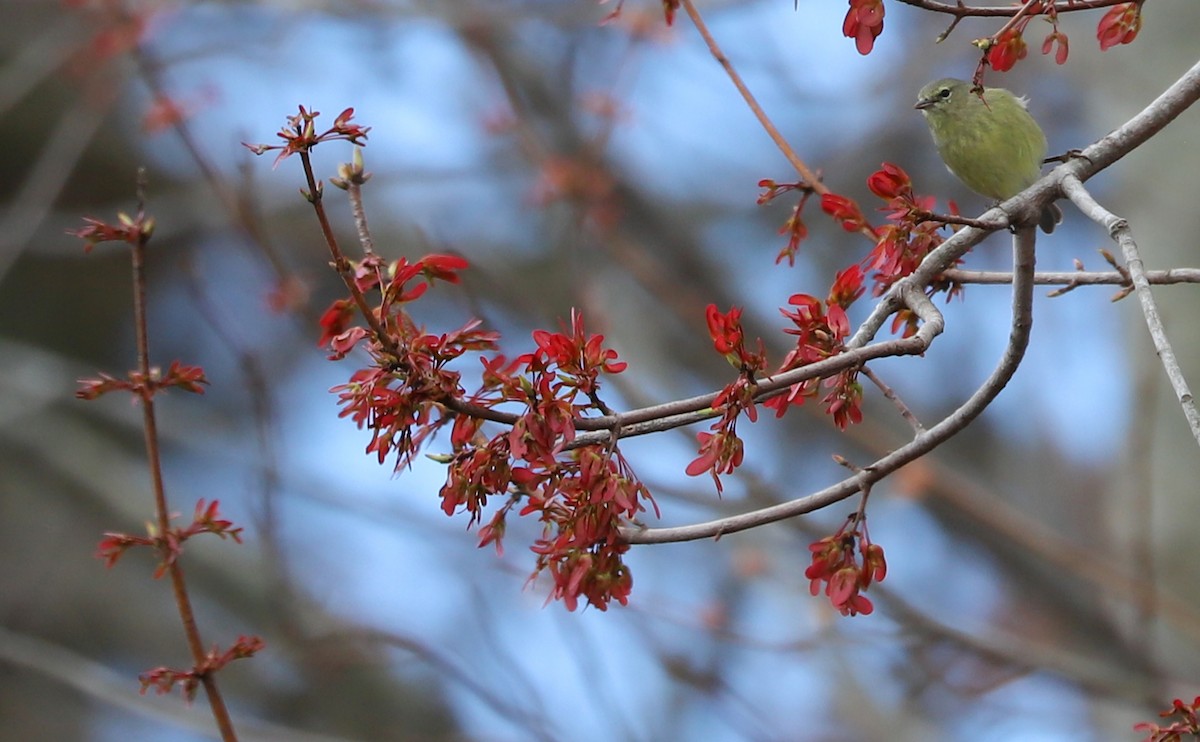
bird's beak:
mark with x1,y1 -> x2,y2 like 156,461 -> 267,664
914,97 -> 935,110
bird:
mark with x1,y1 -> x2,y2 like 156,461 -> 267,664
915,77 -> 1063,233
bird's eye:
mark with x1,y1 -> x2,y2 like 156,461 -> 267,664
938,88 -> 951,99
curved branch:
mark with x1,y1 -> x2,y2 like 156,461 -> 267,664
619,58 -> 1200,544
622,228 -> 1037,544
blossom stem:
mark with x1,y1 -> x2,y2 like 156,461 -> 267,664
128,171 -> 238,741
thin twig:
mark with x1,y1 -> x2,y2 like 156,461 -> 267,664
680,0 -> 883,244
863,366 -> 925,434
679,0 -> 820,192
129,171 -> 238,741
343,149 -> 377,256
988,0 -> 1051,41
1062,174 -> 1200,447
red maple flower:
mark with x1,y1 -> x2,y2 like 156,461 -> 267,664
843,0 -> 885,55
1097,2 -> 1142,52
988,26 -> 1028,72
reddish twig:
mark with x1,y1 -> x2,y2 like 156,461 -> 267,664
127,172 -> 239,742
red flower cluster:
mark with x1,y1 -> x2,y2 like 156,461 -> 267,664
843,0 -> 885,55
860,163 -> 962,316
326,254 -> 496,466
821,193 -> 871,234
1134,696 -> 1200,742
743,164 -> 961,438
437,310 -> 655,611
77,360 -> 208,402
1041,28 -> 1069,66
243,105 -> 370,168
253,106 -> 657,611
327,260 -> 652,610
686,306 -> 768,492
986,26 -> 1028,73
805,516 -> 887,616
758,180 -> 818,266
97,499 -> 244,579
688,264 -> 871,491
139,635 -> 265,702
970,1 -> 1145,72
69,212 -> 155,253
1097,2 -> 1142,52
1040,5 -> 1069,66
767,267 -> 864,429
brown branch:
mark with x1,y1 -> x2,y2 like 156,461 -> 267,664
988,0 -> 1052,39
128,172 -> 238,742
680,0 -> 884,243
679,0 -> 821,192
896,0 -> 1128,18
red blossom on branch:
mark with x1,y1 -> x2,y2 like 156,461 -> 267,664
96,499 -> 243,578
1040,5 -> 1069,65
688,305 -> 768,492
1041,28 -> 1069,65
435,312 -> 656,611
768,290 -> 864,428
821,193 -> 870,233
317,298 -> 356,348
1097,2 -> 1142,52
859,163 -> 962,305
1134,696 -> 1200,741
243,105 -> 370,168
822,369 -> 864,430
758,179 -> 817,265
805,515 -> 887,616
68,212 -> 155,252
843,0 -> 885,55
139,635 -> 265,703
77,360 -> 209,402
529,309 -> 628,395
317,250 -> 649,611
866,162 -> 911,201
985,25 -> 1029,72
761,164 -> 955,427
777,199 -> 811,265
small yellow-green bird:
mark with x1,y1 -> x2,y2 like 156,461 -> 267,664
915,78 -> 1063,233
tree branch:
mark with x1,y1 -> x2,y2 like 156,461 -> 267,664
895,0 -> 1128,18
621,59 -> 1200,544
1062,174 -> 1200,447
622,228 -> 1037,544
942,267 -> 1200,288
